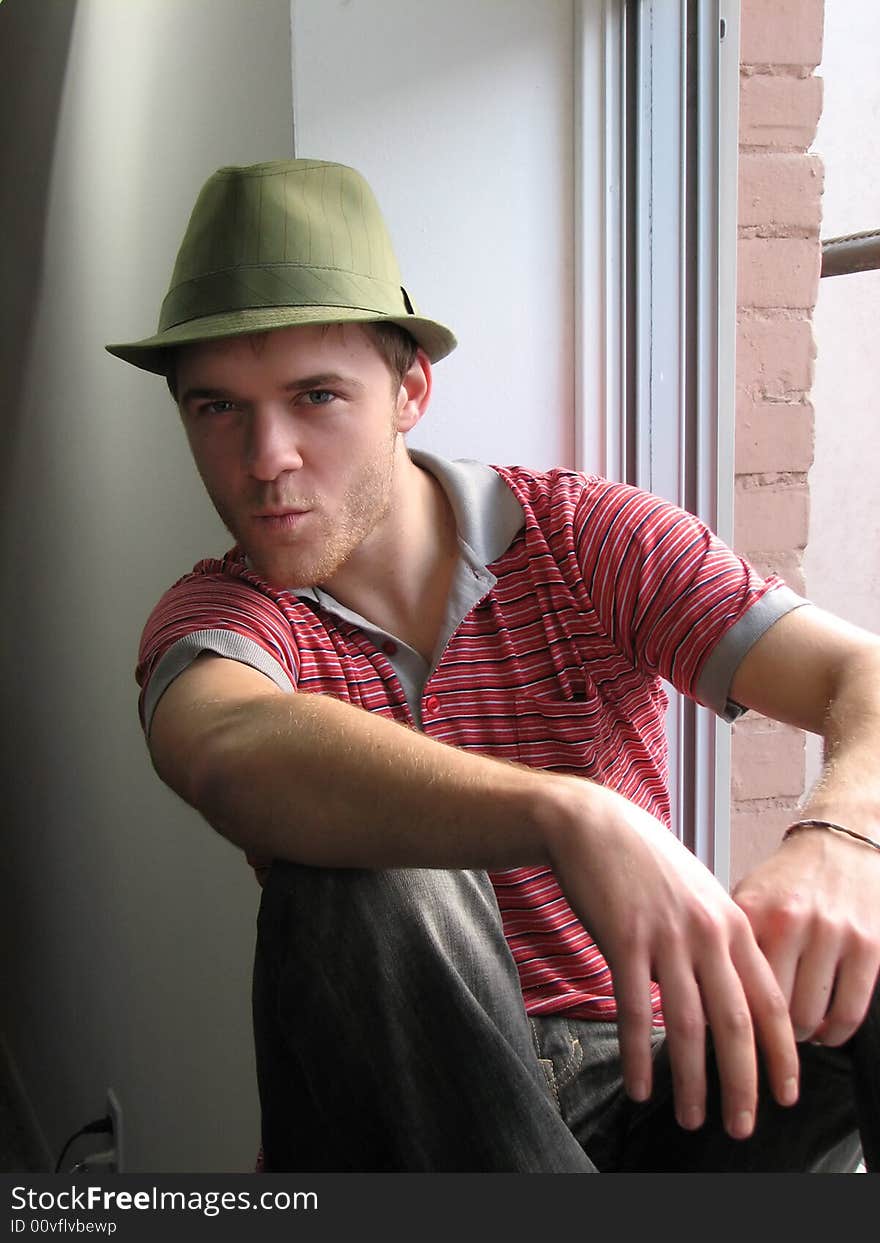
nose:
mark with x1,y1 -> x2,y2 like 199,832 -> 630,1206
245,404 -> 303,481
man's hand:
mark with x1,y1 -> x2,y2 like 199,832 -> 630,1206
543,782 -> 800,1140
728,606 -> 880,1045
733,826 -> 880,1048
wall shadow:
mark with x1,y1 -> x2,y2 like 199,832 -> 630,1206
0,0 -> 79,498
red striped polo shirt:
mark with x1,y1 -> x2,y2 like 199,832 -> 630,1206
137,456 -> 802,1022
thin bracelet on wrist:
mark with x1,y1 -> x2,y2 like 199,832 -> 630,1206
783,818 -> 880,854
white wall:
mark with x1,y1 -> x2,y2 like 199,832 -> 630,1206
807,0 -> 880,631
804,2 -> 880,789
0,0 -> 293,1171
291,0 -> 579,470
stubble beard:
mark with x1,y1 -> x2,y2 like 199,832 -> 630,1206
215,427 -> 398,589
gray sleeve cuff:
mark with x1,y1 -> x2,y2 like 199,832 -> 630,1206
142,628 -> 295,735
695,586 -> 810,722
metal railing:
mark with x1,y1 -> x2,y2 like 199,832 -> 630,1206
821,228 -> 880,277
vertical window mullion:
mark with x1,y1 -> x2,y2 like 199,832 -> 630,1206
628,0 -> 737,875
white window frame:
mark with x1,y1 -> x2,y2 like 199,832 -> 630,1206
574,0 -> 740,882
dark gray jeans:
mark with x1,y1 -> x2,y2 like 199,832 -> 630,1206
253,863 -> 876,1172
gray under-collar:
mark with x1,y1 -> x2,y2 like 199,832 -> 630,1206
408,450 -> 525,567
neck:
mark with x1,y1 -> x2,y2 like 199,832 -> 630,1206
321,446 -> 459,660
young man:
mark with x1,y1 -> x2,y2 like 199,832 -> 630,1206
108,159 -> 880,1172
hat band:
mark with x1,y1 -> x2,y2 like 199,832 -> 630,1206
159,264 -> 410,332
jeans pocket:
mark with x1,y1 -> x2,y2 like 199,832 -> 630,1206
530,1016 -> 585,1111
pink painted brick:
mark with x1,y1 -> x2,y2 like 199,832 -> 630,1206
735,399 -> 814,474
732,4 -> 824,867
736,315 -> 815,397
729,798 -> 803,886
734,481 -> 810,554
737,238 -> 820,309
743,548 -> 806,595
731,721 -> 805,801
740,0 -> 824,68
738,153 -> 823,231
739,73 -> 823,150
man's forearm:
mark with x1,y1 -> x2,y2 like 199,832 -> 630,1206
729,607 -> 880,841
167,683 -> 579,869
800,643 -> 880,837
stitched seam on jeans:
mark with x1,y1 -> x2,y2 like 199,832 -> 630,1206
538,1058 -> 562,1112
529,1019 -> 563,1113
553,1022 -> 585,1090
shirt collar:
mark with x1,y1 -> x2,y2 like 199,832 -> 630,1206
292,451 -> 524,612
407,449 -> 525,567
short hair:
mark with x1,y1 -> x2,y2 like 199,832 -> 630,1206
363,322 -> 419,389
165,321 -> 419,402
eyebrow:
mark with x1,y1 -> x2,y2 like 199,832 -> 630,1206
283,372 -> 367,394
178,386 -> 234,407
178,372 -> 367,408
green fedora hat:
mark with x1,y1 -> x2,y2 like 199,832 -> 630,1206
106,159 -> 457,375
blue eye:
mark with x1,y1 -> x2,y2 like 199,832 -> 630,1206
304,390 -> 335,406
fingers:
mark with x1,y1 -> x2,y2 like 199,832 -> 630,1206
612,953 -> 657,1106
653,959 -> 709,1131
692,963 -> 760,1138
731,933 -> 800,1113
751,899 -> 880,1047
787,934 -> 840,1041
754,928 -> 800,1014
653,919 -> 798,1139
809,949 -> 880,1048
616,926 -> 794,1140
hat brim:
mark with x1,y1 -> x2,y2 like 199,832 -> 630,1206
106,305 -> 457,375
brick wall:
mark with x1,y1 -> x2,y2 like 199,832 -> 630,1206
730,0 -> 825,884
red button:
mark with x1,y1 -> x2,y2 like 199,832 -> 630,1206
425,695 -> 440,714
381,640 -> 398,656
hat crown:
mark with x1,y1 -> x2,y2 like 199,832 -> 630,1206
160,160 -> 406,332
170,160 -> 403,290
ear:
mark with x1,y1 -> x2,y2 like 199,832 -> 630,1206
395,349 -> 432,434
